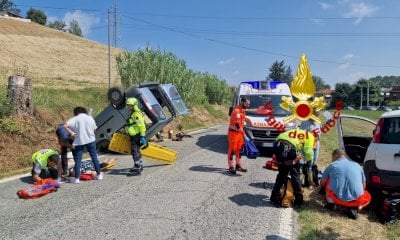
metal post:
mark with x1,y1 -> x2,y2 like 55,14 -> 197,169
367,82 -> 370,107
360,86 -> 363,110
108,8 -> 111,88
114,0 -> 118,47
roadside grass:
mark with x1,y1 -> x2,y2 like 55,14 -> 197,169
298,110 -> 398,240
33,86 -> 109,116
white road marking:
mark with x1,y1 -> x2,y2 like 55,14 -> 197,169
0,173 -> 30,184
278,207 -> 293,239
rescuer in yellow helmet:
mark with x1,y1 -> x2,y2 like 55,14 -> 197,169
125,97 -> 147,176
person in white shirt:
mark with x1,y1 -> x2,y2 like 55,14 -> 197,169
64,106 -> 103,183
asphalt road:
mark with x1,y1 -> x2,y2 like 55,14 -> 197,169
0,125 -> 298,240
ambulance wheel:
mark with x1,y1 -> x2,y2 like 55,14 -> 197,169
107,87 -> 125,109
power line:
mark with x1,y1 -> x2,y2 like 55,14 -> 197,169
13,5 -> 400,21
118,23 -> 400,37
120,11 -> 400,21
121,14 -> 400,69
15,4 -> 102,12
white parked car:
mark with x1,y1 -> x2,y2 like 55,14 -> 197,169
337,111 -> 400,199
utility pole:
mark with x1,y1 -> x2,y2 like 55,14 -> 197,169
113,0 -> 118,47
360,86 -> 363,110
367,82 -> 370,107
108,8 -> 111,88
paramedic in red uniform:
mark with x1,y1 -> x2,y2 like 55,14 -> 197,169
227,97 -> 250,174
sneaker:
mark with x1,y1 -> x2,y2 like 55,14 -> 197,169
229,167 -> 236,174
127,169 -> 142,176
97,173 -> 104,180
128,165 -> 143,176
236,165 -> 248,172
70,177 -> 80,184
324,203 -> 336,211
347,208 -> 358,220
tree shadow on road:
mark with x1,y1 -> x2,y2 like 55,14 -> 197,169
228,193 -> 274,207
19,176 -> 33,184
189,165 -> 242,177
265,235 -> 290,240
105,164 -> 167,176
196,134 -> 227,154
249,181 -> 275,190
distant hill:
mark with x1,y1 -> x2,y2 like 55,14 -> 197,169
0,18 -> 122,85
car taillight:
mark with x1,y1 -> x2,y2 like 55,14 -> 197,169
372,118 -> 384,143
371,175 -> 381,184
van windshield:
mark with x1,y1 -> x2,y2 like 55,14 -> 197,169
241,94 -> 291,116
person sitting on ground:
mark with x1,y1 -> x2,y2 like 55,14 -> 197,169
320,149 -> 371,219
31,149 -> 62,183
69,158 -> 116,177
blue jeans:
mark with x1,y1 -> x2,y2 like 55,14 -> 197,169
72,141 -> 101,179
312,142 -> 320,166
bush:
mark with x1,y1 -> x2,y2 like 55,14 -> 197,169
0,118 -> 22,135
116,46 -> 231,106
0,98 -> 11,117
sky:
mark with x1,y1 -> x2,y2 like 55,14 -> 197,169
11,0 -> 400,87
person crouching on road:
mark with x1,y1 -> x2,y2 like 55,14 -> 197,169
227,97 -> 250,174
64,106 -> 103,184
125,97 -> 147,176
270,128 -> 315,207
31,149 -> 62,183
320,149 -> 371,219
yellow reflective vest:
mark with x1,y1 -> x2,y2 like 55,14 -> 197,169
126,108 -> 146,137
31,149 -> 59,170
276,128 -> 315,162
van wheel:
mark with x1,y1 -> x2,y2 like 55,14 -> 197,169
107,87 -> 125,109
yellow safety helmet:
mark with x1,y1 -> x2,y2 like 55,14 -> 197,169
126,97 -> 138,106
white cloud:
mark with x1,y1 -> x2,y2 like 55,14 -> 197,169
311,18 -> 324,25
338,63 -> 351,70
344,2 -> 379,24
63,10 -> 100,36
319,2 -> 334,10
218,57 -> 235,65
342,53 -> 357,59
233,70 -> 240,76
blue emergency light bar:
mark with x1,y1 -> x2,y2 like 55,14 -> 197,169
240,80 -> 284,90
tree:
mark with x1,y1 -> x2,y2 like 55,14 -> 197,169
26,8 -> 47,25
47,20 -> 67,31
331,83 -> 353,108
312,75 -> 331,91
68,19 -> 83,37
350,79 -> 383,108
0,0 -> 20,14
267,60 -> 292,83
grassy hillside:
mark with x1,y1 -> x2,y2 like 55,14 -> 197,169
0,18 -> 121,86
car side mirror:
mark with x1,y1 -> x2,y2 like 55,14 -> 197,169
228,107 -> 233,116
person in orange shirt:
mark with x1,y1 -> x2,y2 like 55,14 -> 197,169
227,97 -> 250,174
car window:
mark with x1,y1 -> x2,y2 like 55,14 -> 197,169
161,84 -> 189,115
380,117 -> 400,144
241,94 -> 291,116
341,117 -> 376,138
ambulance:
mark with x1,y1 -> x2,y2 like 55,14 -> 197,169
229,80 -> 296,148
